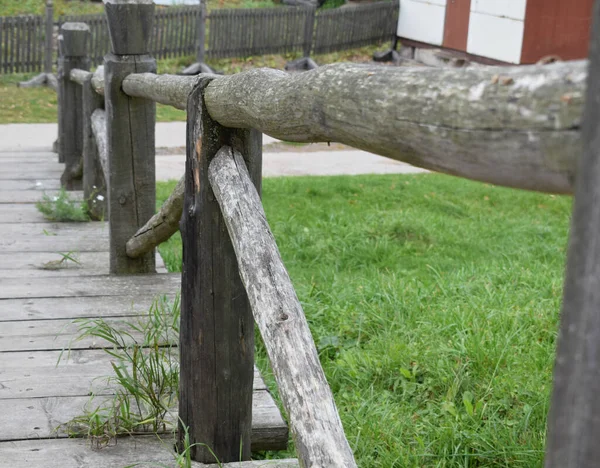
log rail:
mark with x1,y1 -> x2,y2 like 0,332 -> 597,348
46,0 -> 598,465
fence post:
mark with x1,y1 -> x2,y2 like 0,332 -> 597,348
57,22 -> 90,190
178,77 -> 262,463
544,0 -> 600,465
303,6 -> 316,58
104,0 -> 156,275
197,0 -> 207,63
82,74 -> 106,220
44,0 -> 54,74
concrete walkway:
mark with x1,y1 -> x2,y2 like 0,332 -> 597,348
0,122 -> 428,180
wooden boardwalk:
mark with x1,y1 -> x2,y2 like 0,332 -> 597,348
0,149 -> 294,467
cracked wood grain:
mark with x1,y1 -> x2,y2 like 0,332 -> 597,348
125,174 -> 184,258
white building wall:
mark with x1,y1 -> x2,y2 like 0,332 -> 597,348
396,0 -> 447,46
466,1 -> 526,63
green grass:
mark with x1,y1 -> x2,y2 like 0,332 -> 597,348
0,0 -> 280,17
36,188 -> 91,222
157,173 -> 571,467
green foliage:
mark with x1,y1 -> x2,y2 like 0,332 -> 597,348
36,189 -> 91,222
60,296 -> 181,447
157,173 -> 571,466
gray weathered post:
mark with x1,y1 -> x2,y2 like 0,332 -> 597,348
178,77 -> 262,462
544,0 -> 600,466
44,0 -> 54,74
82,73 -> 106,220
58,22 -> 90,189
197,0 -> 207,63
104,0 -> 156,275
303,6 -> 316,58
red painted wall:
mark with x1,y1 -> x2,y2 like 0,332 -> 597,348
443,0 -> 471,51
521,0 -> 594,63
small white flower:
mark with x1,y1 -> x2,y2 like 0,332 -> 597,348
52,196 -> 58,201
97,195 -> 105,201
92,185 -> 97,189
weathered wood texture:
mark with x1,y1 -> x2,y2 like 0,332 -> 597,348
57,23 -> 90,187
91,109 -> 108,181
179,78 -> 263,463
91,65 -> 104,95
0,438 -> 298,468
104,0 -> 155,55
104,38 -> 156,273
17,73 -> 47,88
44,1 -> 53,73
69,67 -> 91,85
209,146 -> 356,468
0,295 -> 175,322
0,274 -> 180,300
126,175 -> 184,258
545,1 -> 600,465
46,73 -> 58,92
204,61 -> 586,194
122,72 -> 198,109
0,349 -> 266,397
197,0 -> 207,62
0,393 -> 286,450
82,77 -> 106,220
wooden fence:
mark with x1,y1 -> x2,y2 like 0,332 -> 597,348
48,0 -> 600,466
0,1 -> 397,73
313,1 -> 399,54
0,15 -> 45,73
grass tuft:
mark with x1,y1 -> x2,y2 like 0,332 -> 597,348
36,189 -> 91,222
60,295 -> 180,447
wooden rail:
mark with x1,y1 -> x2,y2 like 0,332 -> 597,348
209,146 -> 357,467
122,60 -> 585,195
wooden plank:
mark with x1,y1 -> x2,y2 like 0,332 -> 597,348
0,274 -> 180,300
0,295 -> 177,322
0,437 -> 298,467
0,204 -> 50,223
0,221 -> 108,236
0,392 -> 287,451
0,235 -> 108,253
0,162 -> 64,174
0,190 -> 84,204
0,349 -> 267,399
0,152 -> 56,161
0,252 -> 166,278
0,316 -> 140,352
0,180 -> 61,191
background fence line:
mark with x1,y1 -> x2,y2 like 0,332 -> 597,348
0,2 -> 398,73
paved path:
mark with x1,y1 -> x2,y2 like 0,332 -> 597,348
0,122 -> 428,181
0,148 -> 292,467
